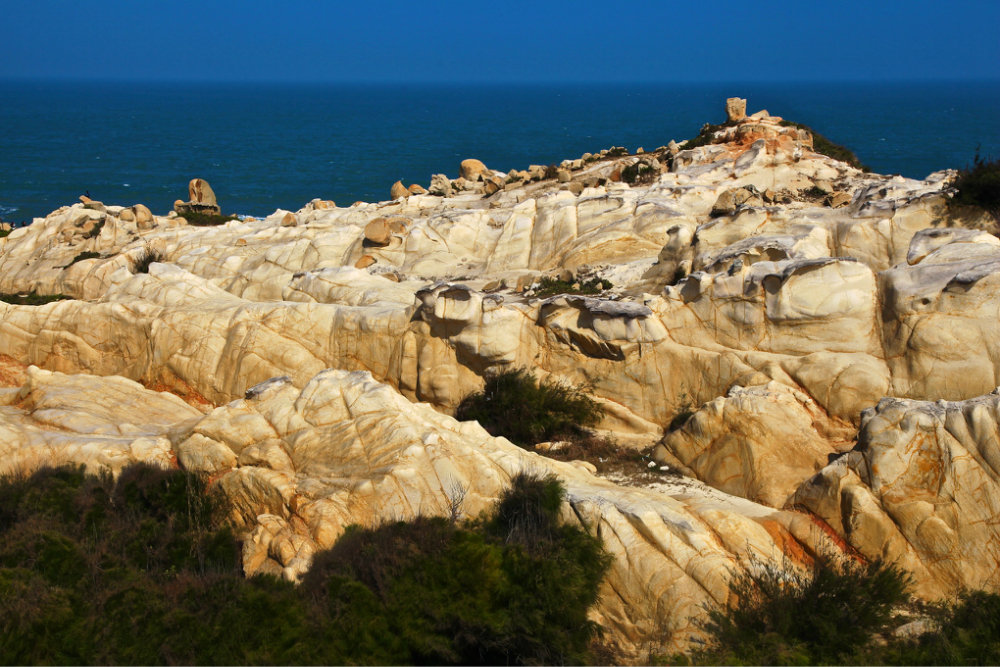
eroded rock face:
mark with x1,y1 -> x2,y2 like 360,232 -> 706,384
0,101 -> 997,658
793,391 -> 1000,598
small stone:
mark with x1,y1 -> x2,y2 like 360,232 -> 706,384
556,168 -> 571,183
668,140 -> 680,155
235,238 -> 247,246
636,147 -> 645,154
568,181 -> 584,196
814,180 -> 834,194
408,183 -> 427,195
119,208 -> 135,222
280,212 -> 297,227
827,192 -> 852,208
84,200 -> 106,212
763,189 -> 776,203
355,255 -> 376,269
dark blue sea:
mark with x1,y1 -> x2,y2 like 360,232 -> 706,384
1,80 -> 997,223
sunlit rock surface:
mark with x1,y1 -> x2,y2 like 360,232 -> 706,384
1,106 -> 997,657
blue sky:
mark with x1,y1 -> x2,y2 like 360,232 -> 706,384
2,0 -> 997,82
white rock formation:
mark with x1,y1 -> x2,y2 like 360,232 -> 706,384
0,103 -> 997,657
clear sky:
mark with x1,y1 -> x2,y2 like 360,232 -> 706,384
2,0 -> 997,82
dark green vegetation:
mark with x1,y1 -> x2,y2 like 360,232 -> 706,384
455,367 -> 605,447
535,275 -> 613,297
670,553 -> 999,666
82,219 -> 105,239
679,120 -> 737,151
949,151 -> 1000,219
779,120 -> 870,172
0,228 -> 10,238
0,291 -> 73,305
0,464 -> 612,665
179,211 -> 239,226
67,250 -> 102,267
543,163 -> 559,180
131,246 -> 164,274
622,161 -> 659,186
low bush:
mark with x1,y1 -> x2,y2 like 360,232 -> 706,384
0,291 -> 73,305
949,151 -> 1000,219
0,464 -> 613,665
680,120 -> 737,151
179,211 -> 239,226
535,276 -> 613,297
669,551 -> 1000,666
779,120 -> 870,171
622,162 -> 659,186
455,367 -> 605,447
131,246 -> 164,274
83,219 -> 105,239
67,250 -> 102,267
543,163 -> 560,180
695,554 -> 910,664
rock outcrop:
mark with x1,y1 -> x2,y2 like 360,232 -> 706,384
1,99 -> 997,659
174,178 -> 221,216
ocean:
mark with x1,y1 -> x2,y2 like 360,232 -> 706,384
1,80 -> 996,223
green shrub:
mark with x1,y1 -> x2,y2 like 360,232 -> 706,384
691,553 -> 910,665
779,120 -> 870,171
535,276 -> 612,297
67,250 -> 102,267
680,120 -> 737,151
0,464 -> 613,666
455,367 -> 605,447
179,211 -> 239,226
949,151 -> 1000,220
622,162 -> 659,186
131,246 -> 164,274
0,228 -> 11,238
0,292 -> 74,306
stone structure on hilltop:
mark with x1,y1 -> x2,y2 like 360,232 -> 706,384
0,100 -> 997,659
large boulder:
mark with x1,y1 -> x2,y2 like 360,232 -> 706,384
459,159 -> 489,181
174,178 -> 221,216
390,181 -> 409,200
428,173 -> 452,197
725,97 -> 747,122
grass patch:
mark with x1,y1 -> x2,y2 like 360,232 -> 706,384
535,276 -> 613,297
0,464 -> 612,666
949,150 -> 999,219
66,250 -> 102,267
179,211 -> 239,227
779,120 -> 870,171
0,228 -> 10,238
0,292 -> 74,306
455,367 -> 605,447
131,246 -> 164,274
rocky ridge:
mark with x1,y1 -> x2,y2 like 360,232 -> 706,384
0,99 -> 997,658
